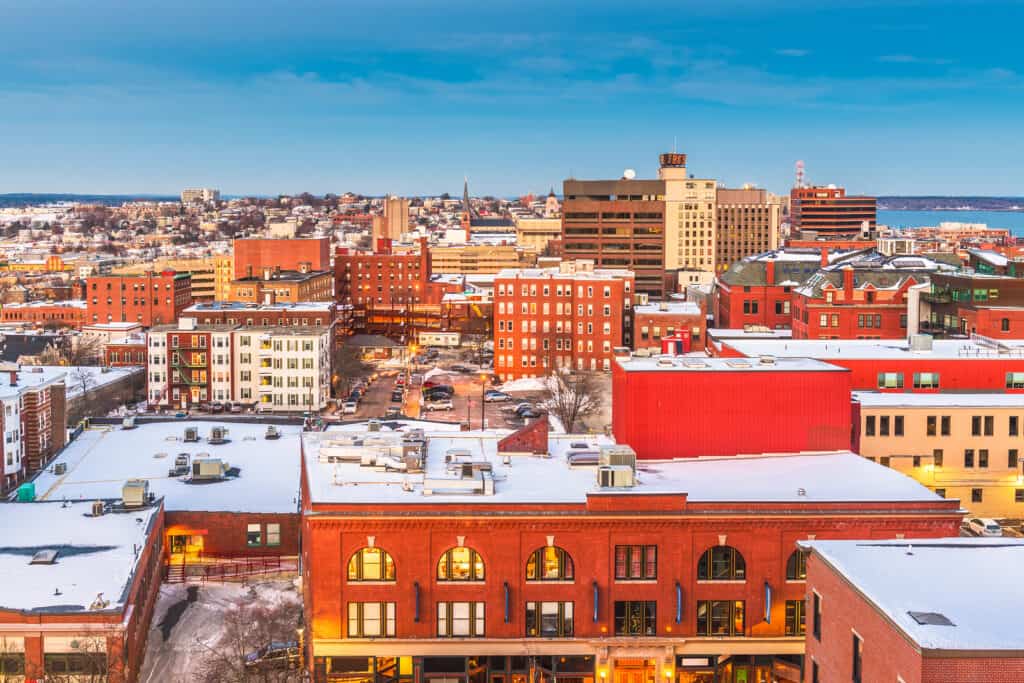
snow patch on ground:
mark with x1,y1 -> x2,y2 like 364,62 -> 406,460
498,377 -> 550,393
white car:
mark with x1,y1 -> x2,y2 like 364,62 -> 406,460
342,401 -> 358,415
966,517 -> 1002,537
423,399 -> 454,412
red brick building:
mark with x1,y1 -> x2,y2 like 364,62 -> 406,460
790,254 -> 957,339
0,500 -> 165,683
922,272 -> 1024,338
1,364 -> 67,491
300,423 -> 962,683
0,300 -> 87,329
494,261 -> 634,379
86,271 -> 193,327
233,236 -> 331,279
632,300 -> 705,351
105,336 -> 148,367
183,300 -> 337,328
789,186 -> 876,238
612,353 -> 851,459
714,336 -> 1024,393
801,538 -> 1024,683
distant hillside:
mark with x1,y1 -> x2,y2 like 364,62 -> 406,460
879,196 -> 1024,211
0,193 -> 178,208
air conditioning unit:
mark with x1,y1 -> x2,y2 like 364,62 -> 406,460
265,425 -> 281,440
54,462 -> 67,476
597,465 -> 635,488
122,479 -> 149,508
599,445 -> 637,470
367,419 -> 381,432
184,427 -> 199,442
122,416 -> 137,430
91,500 -> 105,517
208,426 -> 228,444
192,458 -> 228,480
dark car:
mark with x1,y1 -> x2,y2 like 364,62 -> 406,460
518,407 -> 543,419
384,407 -> 402,418
209,402 -> 224,413
244,641 -> 299,670
391,391 -> 404,403
449,364 -> 473,373
423,389 -> 454,402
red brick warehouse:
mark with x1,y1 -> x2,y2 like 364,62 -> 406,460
85,271 -> 192,326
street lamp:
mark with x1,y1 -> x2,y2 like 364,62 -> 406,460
479,372 -> 488,430
296,625 -> 305,678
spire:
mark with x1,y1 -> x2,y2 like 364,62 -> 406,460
462,176 -> 471,215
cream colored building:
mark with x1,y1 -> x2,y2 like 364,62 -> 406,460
660,160 -> 718,279
373,196 -> 410,242
715,187 -> 782,272
431,244 -> 537,274
113,256 -> 232,301
855,392 -> 1024,519
514,216 -> 562,253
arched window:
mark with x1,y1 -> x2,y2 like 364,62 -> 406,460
697,546 -> 746,581
347,547 -> 395,581
437,546 -> 485,581
786,549 -> 807,581
525,546 -> 574,581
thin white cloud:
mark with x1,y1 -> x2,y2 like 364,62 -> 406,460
776,48 -> 809,57
877,54 -> 953,65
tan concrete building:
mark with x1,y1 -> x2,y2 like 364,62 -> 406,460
661,156 -> 718,281
715,187 -> 782,272
373,196 -> 410,242
514,216 -> 562,253
431,244 -> 537,274
113,256 -> 233,302
855,391 -> 1024,519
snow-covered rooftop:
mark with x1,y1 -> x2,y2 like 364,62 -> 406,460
723,337 -> 1024,360
1,300 -> 86,309
303,421 -> 942,506
0,365 -> 66,400
633,301 -> 702,316
968,248 -> 1010,268
707,327 -> 793,340
33,421 -> 303,513
0,501 -> 159,613
854,391 -> 1024,408
801,538 -> 1024,651
616,354 -> 844,373
184,301 -> 336,313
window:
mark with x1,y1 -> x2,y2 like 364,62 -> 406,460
786,549 -> 807,580
812,593 -> 822,640
979,449 -> 989,468
879,416 -> 890,437
965,449 -> 975,468
1010,449 -> 1019,468
1016,489 -> 1024,503
347,602 -> 396,637
941,416 -> 951,436
437,547 -> 484,581
246,523 -> 261,546
614,601 -> 657,636
972,488 -> 983,503
877,372 -> 903,389
266,523 -> 281,546
1008,372 -> 1024,389
913,372 -> 940,389
44,653 -> 107,677
0,653 -> 24,676
865,415 -> 875,436
811,660 -> 819,683
1003,318 -> 1011,332
348,547 -> 396,581
785,600 -> 805,636
1011,416 -> 1020,437
926,415 -> 937,436
852,633 -> 863,683
526,546 -> 574,581
437,602 -> 485,637
935,488 -> 946,498
695,600 -> 744,636
894,415 -> 904,436
614,545 -> 657,580
526,602 -> 574,637
697,545 -> 746,580
933,449 -> 944,467
985,415 -> 994,436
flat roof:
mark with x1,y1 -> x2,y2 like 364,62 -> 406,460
184,301 -> 334,312
0,501 -> 159,614
854,391 -> 1024,408
633,301 -> 702,316
33,421 -> 303,513
724,337 -> 1024,360
0,365 -> 66,399
615,354 -> 845,373
304,421 -> 941,506
801,538 -> 1024,652
707,327 -> 793,340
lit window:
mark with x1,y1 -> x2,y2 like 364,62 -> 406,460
348,547 -> 396,581
525,546 -> 574,581
437,546 -> 484,581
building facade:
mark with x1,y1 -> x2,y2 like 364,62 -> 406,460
1,364 -> 67,491
228,265 -> 334,303
632,301 -> 705,352
789,186 -> 876,238
493,261 -> 634,379
921,272 -> 1024,338
714,188 -> 781,273
0,300 -> 88,329
85,271 -> 193,327
233,237 -> 331,279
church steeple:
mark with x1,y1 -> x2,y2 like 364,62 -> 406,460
462,176 -> 471,216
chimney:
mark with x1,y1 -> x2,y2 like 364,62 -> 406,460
262,266 -> 273,281
843,266 -> 854,298
8,370 -> 17,387
246,265 -> 253,278
298,261 -> 311,274
820,247 -> 829,267
765,260 -> 776,284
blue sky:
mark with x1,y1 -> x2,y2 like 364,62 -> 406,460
0,0 -> 1021,196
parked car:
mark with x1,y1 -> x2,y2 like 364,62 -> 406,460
230,403 -> 243,414
423,399 -> 454,411
384,407 -> 402,418
484,390 -> 512,402
514,403 -> 539,417
449,364 -> 474,373
390,391 -> 404,403
342,401 -> 358,415
395,375 -> 407,386
244,641 -> 299,670
423,388 -> 454,401
966,517 -> 1002,537
518,407 -> 543,419
209,402 -> 224,413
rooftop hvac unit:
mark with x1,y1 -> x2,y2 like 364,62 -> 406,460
367,419 -> 381,432
265,425 -> 281,440
91,500 -> 105,517
599,445 -> 637,470
758,355 -> 776,365
597,465 -> 635,488
184,427 -> 199,443
54,462 -> 67,476
208,426 -> 228,444
122,479 -> 150,508
122,416 -> 137,430
910,333 -> 934,352
192,458 -> 228,480
168,453 -> 190,477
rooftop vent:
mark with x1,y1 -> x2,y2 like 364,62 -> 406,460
597,465 -> 635,488
122,416 -> 137,430
168,453 -> 190,477
54,462 -> 67,476
184,427 -> 199,443
908,611 -> 955,626
726,359 -> 751,368
122,479 -> 150,508
30,549 -> 59,565
192,458 -> 228,481
208,426 -> 228,444
265,425 -> 281,440
656,357 -> 675,367
599,445 -> 637,470
909,333 -> 934,352
683,359 -> 708,369
758,355 -> 776,365
91,500 -> 105,517
367,419 -> 381,432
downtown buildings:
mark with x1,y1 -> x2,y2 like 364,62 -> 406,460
789,186 -> 876,238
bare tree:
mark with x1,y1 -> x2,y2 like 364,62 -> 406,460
70,366 -> 98,403
332,344 -> 371,397
194,596 -> 302,683
38,636 -> 108,683
540,371 -> 604,433
66,335 -> 104,366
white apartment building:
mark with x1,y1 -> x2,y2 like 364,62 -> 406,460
147,319 -> 332,412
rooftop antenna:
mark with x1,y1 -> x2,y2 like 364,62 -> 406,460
673,136 -> 677,154
795,160 -> 805,189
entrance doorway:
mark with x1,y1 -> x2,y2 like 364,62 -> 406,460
614,659 -> 656,683
169,533 -> 204,562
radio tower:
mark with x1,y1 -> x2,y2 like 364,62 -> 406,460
795,160 -> 805,189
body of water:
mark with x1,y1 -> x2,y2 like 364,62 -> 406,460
879,209 -> 1024,236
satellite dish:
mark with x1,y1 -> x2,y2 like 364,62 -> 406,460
623,168 -> 637,180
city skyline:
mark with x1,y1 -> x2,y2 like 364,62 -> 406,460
1,0 -> 1021,196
